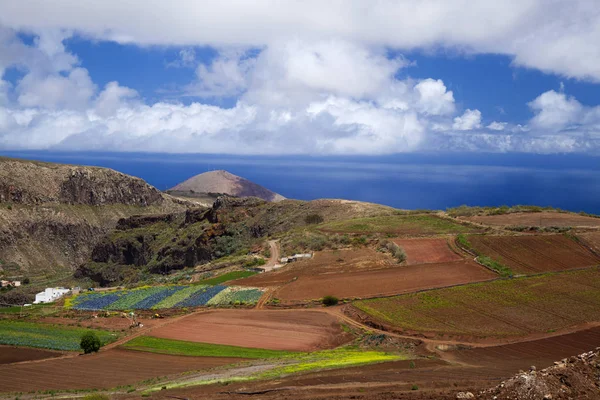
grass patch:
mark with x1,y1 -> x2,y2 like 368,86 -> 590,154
319,215 -> 472,235
122,336 -> 295,359
477,256 -> 514,277
144,347 -> 404,393
0,321 -> 118,351
195,270 -> 258,286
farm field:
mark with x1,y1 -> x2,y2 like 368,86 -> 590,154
148,309 -> 350,351
68,284 -> 264,310
317,214 -> 476,235
466,234 -> 600,274
355,268 -> 600,340
0,348 -> 242,393
0,346 -> 61,364
254,261 -> 496,302
462,211 -> 600,227
392,238 -> 463,265
0,321 -> 118,351
578,231 -> 600,254
233,248 -> 397,287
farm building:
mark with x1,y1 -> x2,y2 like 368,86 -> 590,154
34,287 -> 70,304
0,280 -> 20,287
280,253 -> 313,263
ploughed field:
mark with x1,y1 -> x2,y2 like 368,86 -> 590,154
462,211 -> 600,227
392,238 -> 463,265
234,248 -> 496,302
466,234 -> 600,274
579,231 -> 600,255
148,309 -> 349,351
0,346 -> 61,364
355,268 -> 600,340
0,348 -> 241,393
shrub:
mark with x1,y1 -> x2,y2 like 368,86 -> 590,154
305,213 -> 324,225
322,295 -> 339,306
80,331 -> 102,354
379,240 -> 406,263
22,277 -> 30,285
411,384 -> 419,390
83,395 -> 109,400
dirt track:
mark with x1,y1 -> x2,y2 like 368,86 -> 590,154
149,309 -> 350,351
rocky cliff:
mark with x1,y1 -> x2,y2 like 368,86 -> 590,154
0,157 -> 188,277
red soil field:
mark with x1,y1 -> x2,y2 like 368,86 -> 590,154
0,348 -> 241,393
393,238 -> 463,265
463,211 -> 600,227
468,234 -> 600,274
269,261 -> 496,302
149,309 -> 348,351
0,346 -> 61,364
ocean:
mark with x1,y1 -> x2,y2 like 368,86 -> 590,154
2,151 -> 600,214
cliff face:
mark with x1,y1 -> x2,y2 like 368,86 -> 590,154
0,157 -> 188,277
0,157 -> 164,206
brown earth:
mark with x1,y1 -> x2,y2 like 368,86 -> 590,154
393,238 -> 464,265
0,346 -> 62,364
468,234 -> 600,274
0,348 -> 242,393
148,309 -> 349,351
463,211 -> 600,228
134,327 -> 600,400
262,261 -> 495,302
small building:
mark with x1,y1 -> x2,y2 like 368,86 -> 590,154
33,287 -> 70,304
11,281 -> 21,287
283,253 -> 313,263
0,280 -> 9,287
0,280 -> 20,287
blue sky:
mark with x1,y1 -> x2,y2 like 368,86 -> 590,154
0,1 -> 599,155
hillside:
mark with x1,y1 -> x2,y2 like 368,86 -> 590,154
169,170 -> 286,202
0,157 -> 189,278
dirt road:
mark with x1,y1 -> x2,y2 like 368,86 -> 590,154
260,240 -> 282,272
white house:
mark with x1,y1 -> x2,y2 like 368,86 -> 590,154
34,287 -> 70,304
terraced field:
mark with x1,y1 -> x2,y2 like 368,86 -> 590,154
463,211 -> 600,227
578,231 -> 600,254
0,321 -> 118,351
0,348 -> 241,393
355,268 -> 600,340
392,238 -> 463,265
68,284 -> 264,310
148,309 -> 350,351
318,214 -> 475,235
467,234 -> 600,274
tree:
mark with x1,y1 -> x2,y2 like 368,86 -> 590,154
322,295 -> 339,306
305,213 -> 324,225
80,331 -> 102,354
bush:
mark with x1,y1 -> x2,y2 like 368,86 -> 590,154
305,213 -> 324,225
322,295 -> 339,306
80,331 -> 102,354
379,240 -> 406,263
83,395 -> 109,400
22,277 -> 30,285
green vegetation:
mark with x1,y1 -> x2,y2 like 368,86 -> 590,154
123,336 -> 295,359
319,214 -> 472,235
355,268 -> 600,338
477,255 -> 514,277
0,321 -> 117,351
322,295 -> 339,306
80,331 -> 102,354
144,347 -> 405,393
195,270 -> 259,285
82,395 -> 110,400
305,213 -> 324,224
456,233 -> 471,249
280,231 -> 352,255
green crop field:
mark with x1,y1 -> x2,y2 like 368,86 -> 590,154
318,214 -> 473,235
355,268 -> 600,338
196,270 -> 258,285
0,321 -> 119,351
123,336 -> 296,359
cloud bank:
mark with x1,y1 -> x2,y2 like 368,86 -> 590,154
0,1 -> 599,154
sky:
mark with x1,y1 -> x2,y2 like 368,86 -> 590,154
0,1 -> 599,155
